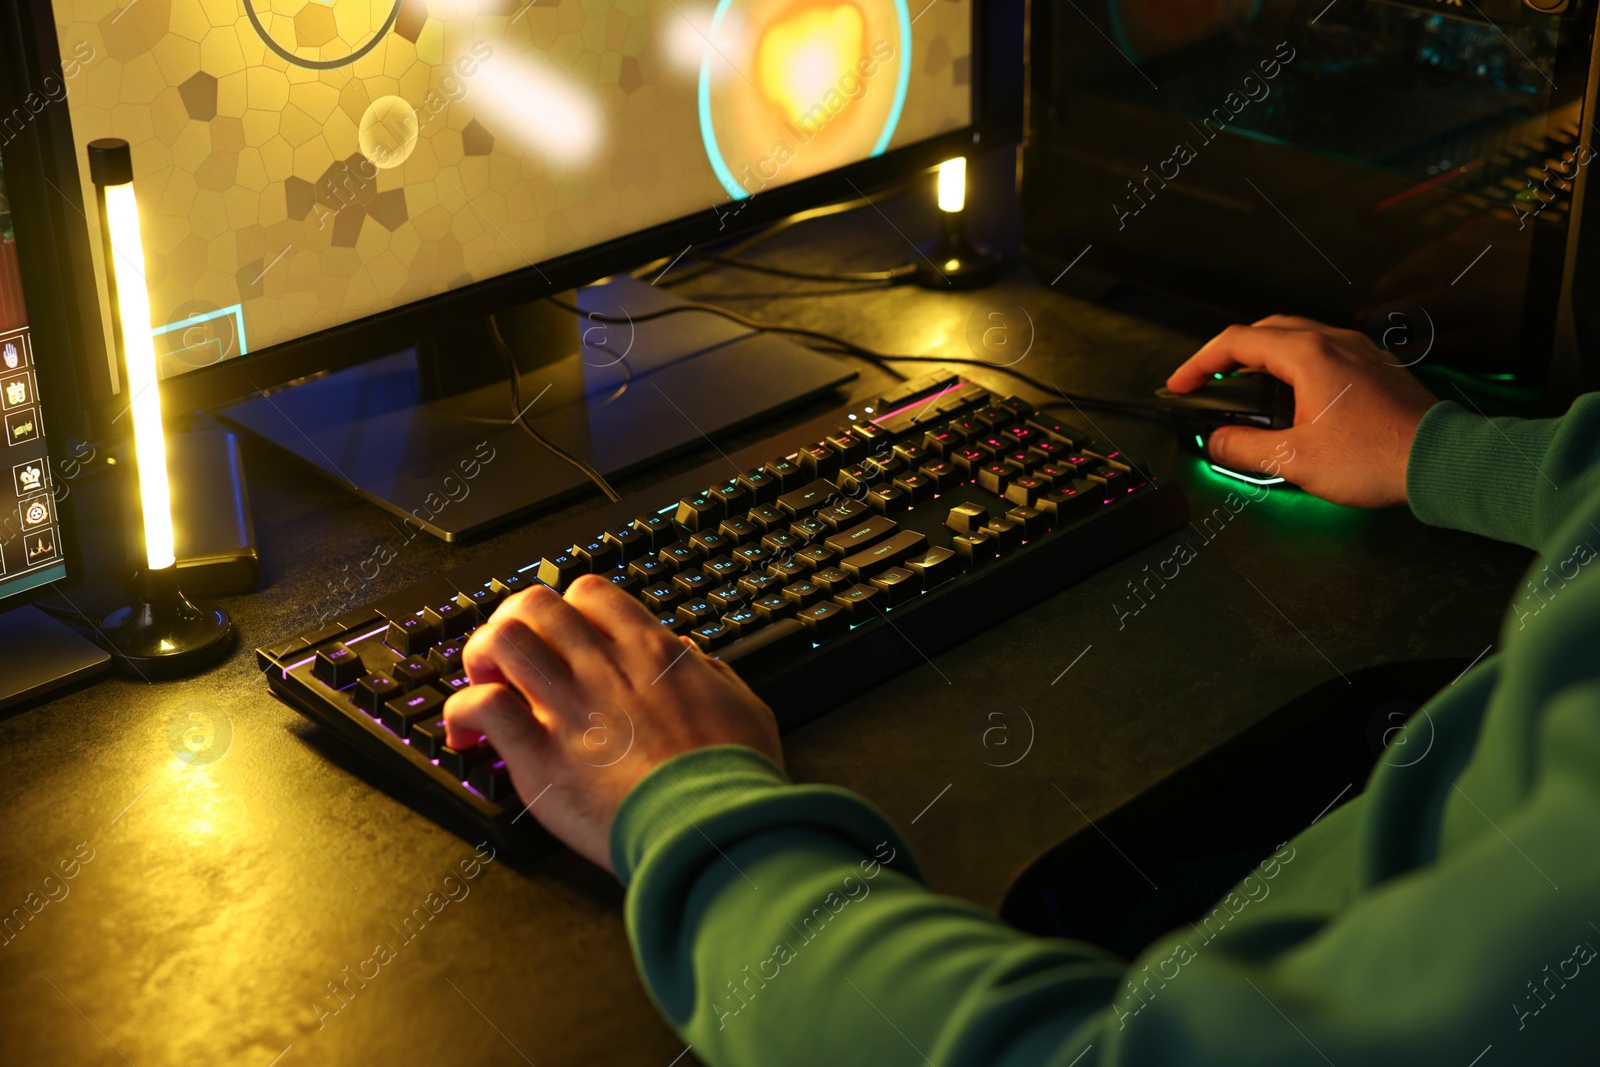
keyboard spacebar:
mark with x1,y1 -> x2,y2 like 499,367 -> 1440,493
717,619 -> 811,675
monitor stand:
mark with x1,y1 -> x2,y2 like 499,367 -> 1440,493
218,276 -> 857,541
0,606 -> 112,712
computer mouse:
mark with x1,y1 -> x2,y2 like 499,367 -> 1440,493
1155,370 -> 1295,457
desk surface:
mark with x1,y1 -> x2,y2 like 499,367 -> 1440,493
0,184 -> 1532,1067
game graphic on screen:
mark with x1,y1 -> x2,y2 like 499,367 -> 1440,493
0,149 -> 68,597
51,0 -> 971,380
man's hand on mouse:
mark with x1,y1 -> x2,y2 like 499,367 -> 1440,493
1167,315 -> 1438,508
442,577 -> 784,871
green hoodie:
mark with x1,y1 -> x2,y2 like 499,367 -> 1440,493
610,396 -> 1600,1066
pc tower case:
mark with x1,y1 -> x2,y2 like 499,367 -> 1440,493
1022,0 -> 1600,406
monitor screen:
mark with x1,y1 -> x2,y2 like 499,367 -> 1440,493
49,0 -> 973,386
0,147 -> 69,598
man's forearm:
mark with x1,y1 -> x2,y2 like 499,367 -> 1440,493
1407,393 -> 1600,550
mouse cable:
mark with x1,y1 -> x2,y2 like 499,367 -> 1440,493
543,296 -> 1157,417
488,314 -> 622,503
545,294 -> 909,379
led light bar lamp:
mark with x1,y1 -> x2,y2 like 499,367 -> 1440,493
911,156 -> 1001,290
89,139 -> 234,676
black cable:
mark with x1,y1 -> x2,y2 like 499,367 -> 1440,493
857,354 -> 1165,420
488,315 -> 622,503
641,182 -> 916,287
681,251 -> 915,285
542,296 -> 1161,416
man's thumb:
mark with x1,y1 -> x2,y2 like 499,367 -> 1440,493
1207,425 -> 1276,473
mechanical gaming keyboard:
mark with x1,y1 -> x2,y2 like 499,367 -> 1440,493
257,369 -> 1190,856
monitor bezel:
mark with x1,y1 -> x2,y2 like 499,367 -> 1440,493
0,1 -> 95,612
4,0 -> 1011,440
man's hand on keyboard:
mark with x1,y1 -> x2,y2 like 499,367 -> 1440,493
443,576 -> 784,870
1167,315 -> 1438,508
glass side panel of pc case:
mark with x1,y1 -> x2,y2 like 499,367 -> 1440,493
1022,0 -> 1596,389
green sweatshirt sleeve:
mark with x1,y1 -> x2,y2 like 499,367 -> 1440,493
1406,392 -> 1600,549
614,396 -> 1600,1067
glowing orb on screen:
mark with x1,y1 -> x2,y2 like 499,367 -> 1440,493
754,5 -> 867,124
698,0 -> 912,201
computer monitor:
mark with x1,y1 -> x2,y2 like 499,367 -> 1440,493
2,0 -> 1016,538
0,139 -> 109,709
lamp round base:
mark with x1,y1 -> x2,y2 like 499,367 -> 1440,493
101,590 -> 235,678
910,236 -> 1003,291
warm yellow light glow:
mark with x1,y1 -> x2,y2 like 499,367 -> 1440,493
755,4 -> 866,123
104,182 -> 176,571
937,157 -> 966,213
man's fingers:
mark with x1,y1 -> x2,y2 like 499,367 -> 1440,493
565,574 -> 669,643
463,614 -> 572,702
505,584 -> 615,669
1207,425 -> 1295,478
1167,325 -> 1322,394
443,682 -> 547,760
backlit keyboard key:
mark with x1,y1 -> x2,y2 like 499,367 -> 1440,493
795,600 -> 848,639
777,479 -> 837,517
468,759 -> 516,803
892,472 -> 932,503
763,458 -> 804,490
839,530 -> 928,579
393,657 -> 440,690
641,583 -> 681,609
722,608 -> 762,636
867,486 -> 908,515
831,583 -> 881,620
676,598 -> 716,622
673,571 -> 710,596
689,621 -> 735,651
410,717 -> 449,758
868,566 -> 919,606
952,532 -> 997,567
904,546 -> 960,587
737,572 -> 782,598
632,515 -> 674,549
440,742 -> 494,779
313,642 -> 364,688
748,504 -> 784,530
537,552 -> 586,590
796,545 -> 839,571
573,539 -> 618,572
719,517 -> 758,545
732,545 -> 772,572
603,526 -> 647,562
782,580 -> 825,607
385,615 -> 436,656
675,495 -> 722,531
427,639 -> 465,674
811,566 -> 851,592
629,557 -> 671,582
823,515 -> 896,555
816,496 -> 870,529
797,443 -> 839,479
738,469 -> 779,504
354,673 -> 401,715
659,543 -> 697,570
382,686 -> 446,735
688,530 -> 731,557
753,593 -> 795,620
